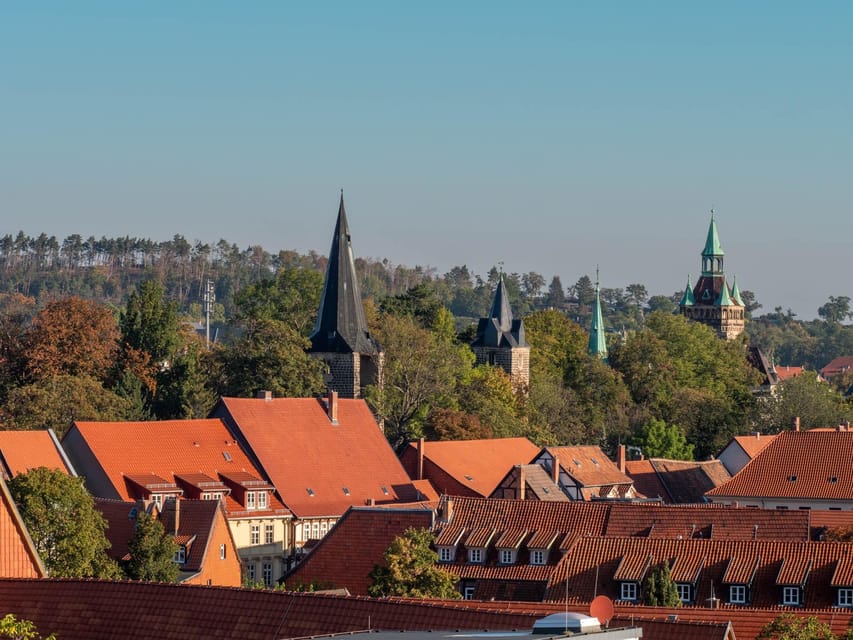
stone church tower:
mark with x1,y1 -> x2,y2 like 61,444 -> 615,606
679,213 -> 745,340
470,275 -> 530,392
309,193 -> 383,398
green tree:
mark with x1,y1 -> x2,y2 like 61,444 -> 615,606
759,372 -> 851,431
631,418 -> 694,460
120,280 -> 181,367
546,276 -> 565,308
642,562 -> 681,607
0,614 -> 56,640
125,510 -> 179,582
9,467 -> 121,578
153,342 -> 218,419
233,267 -> 323,336
367,527 -> 460,599
756,614 -> 837,640
818,296 -> 852,324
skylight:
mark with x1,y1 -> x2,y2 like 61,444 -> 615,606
342,487 -> 350,496
381,486 -> 389,495
573,459 -> 581,467
464,475 -> 473,481
830,476 -> 839,484
591,458 -> 600,466
787,475 -> 797,482
222,451 -> 232,462
306,488 -> 314,496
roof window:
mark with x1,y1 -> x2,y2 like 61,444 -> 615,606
223,451 -> 232,462
573,459 -> 582,467
464,475 -> 474,481
342,487 -> 350,496
306,488 -> 314,496
381,486 -> 389,495
787,475 -> 797,482
830,476 -> 839,484
591,458 -> 600,466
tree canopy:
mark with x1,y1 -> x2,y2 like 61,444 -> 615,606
368,527 -> 460,599
125,510 -> 180,582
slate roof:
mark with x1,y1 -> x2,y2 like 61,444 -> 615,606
400,437 -> 541,498
0,429 -> 73,479
707,430 -> 853,501
309,193 -> 379,355
0,476 -> 45,578
63,419 -> 289,519
284,506 -> 434,595
213,396 -> 417,518
471,276 -> 528,349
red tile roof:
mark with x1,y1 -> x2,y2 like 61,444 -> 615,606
284,507 -> 434,595
625,459 -> 670,502
707,431 -> 853,501
400,438 -> 540,498
0,430 -> 71,478
773,365 -> 806,382
830,556 -> 853,586
776,556 -> 812,585
820,356 -> 853,378
546,446 -> 634,489
612,552 -> 652,581
647,459 -> 731,504
63,419 -> 289,518
214,397 -> 416,517
730,433 -> 777,460
0,476 -> 45,578
722,555 -> 761,584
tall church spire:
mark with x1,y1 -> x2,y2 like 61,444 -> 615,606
309,192 -> 382,399
588,268 -> 608,361
488,273 -> 513,333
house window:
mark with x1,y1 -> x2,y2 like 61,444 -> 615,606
838,588 -> 853,607
439,547 -> 454,563
265,524 -> 274,545
783,586 -> 801,606
263,562 -> 273,587
320,521 -> 328,536
500,549 -> 515,565
676,583 -> 692,603
246,491 -> 256,510
620,582 -> 638,601
219,544 -> 226,560
251,524 -> 260,545
464,585 -> 476,600
150,494 -> 162,508
730,585 -> 747,604
173,546 -> 186,564
303,522 -> 310,540
257,491 -> 268,509
312,522 -> 320,538
468,548 -> 483,563
247,562 -> 256,582
530,550 -> 546,565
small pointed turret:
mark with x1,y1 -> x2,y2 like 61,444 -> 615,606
715,278 -> 734,306
702,210 -> 725,275
730,275 -> 745,306
588,269 -> 608,361
680,275 -> 695,307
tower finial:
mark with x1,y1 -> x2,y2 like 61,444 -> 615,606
498,260 -> 504,277
595,265 -> 600,288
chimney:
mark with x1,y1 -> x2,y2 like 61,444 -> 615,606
443,497 -> 455,523
551,454 -> 560,485
366,497 -> 375,506
844,420 -> 851,432
256,390 -> 272,401
793,416 -> 800,432
327,390 -> 339,424
519,465 -> 526,501
617,445 -> 626,473
417,437 -> 425,480
169,497 -> 180,536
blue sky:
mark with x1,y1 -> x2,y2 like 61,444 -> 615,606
2,2 -> 851,318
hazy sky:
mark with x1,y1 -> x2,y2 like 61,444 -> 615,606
2,2 -> 851,318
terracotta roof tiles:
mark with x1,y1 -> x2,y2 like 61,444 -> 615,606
730,433 -> 777,459
547,446 -> 633,488
0,430 -> 71,478
624,459 -> 670,502
776,556 -> 812,585
830,556 -> 853,586
0,476 -> 45,578
820,356 -> 853,378
722,555 -> 761,584
612,552 -> 652,581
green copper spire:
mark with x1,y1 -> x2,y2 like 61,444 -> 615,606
730,275 -> 745,306
703,210 -> 725,257
680,275 -> 695,307
715,278 -> 734,306
588,268 -> 608,361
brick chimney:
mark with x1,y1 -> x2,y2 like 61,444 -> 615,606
793,416 -> 800,432
327,390 -> 339,424
417,438 -> 425,480
519,465 -> 526,501
617,444 -> 626,473
256,390 -> 272,401
551,454 -> 560,485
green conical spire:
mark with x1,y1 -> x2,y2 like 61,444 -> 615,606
715,278 -> 734,306
588,268 -> 608,361
680,275 -> 695,307
730,275 -> 744,306
703,210 -> 725,257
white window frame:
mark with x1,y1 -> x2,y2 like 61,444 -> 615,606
173,546 -> 186,564
438,547 -> 454,563
312,521 -> 320,538
783,586 -> 801,606
302,522 -> 310,541
620,582 -> 637,601
247,562 -> 256,582
150,494 -> 162,508
500,549 -> 515,565
250,524 -> 260,545
320,521 -> 328,536
246,491 -> 256,510
464,585 -> 476,600
265,523 -> 274,545
263,562 -> 273,587
676,583 -> 692,603
838,588 -> 853,607
468,548 -> 483,564
257,491 -> 268,509
530,550 -> 546,565
730,584 -> 747,604
219,544 -> 226,560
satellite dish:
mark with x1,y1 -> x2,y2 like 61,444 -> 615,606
589,595 -> 615,626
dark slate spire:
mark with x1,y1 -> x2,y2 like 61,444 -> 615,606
489,273 -> 513,333
309,193 -> 379,354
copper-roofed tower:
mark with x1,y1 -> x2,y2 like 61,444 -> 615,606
680,211 -> 745,340
309,192 -> 383,398
470,273 -> 530,392
588,268 -> 608,361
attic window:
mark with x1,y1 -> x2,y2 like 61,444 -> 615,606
830,476 -> 839,484
381,486 -> 389,495
306,488 -> 314,497
543,487 -> 550,494
464,475 -> 474,481
342,487 -> 350,496
573,459 -> 582,467
787,475 -> 797,482
591,458 -> 600,466
223,451 -> 232,462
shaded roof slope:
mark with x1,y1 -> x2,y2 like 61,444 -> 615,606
214,397 -> 416,517
400,438 -> 540,498
648,458 -> 731,504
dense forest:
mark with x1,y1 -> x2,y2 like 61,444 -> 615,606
0,230 -> 851,460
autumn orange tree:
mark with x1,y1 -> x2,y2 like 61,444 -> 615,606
23,297 -> 119,383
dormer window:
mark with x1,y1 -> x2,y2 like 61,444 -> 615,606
787,475 -> 797,482
729,585 -> 747,604
783,586 -> 801,606
150,494 -> 163,508
468,548 -> 483,564
530,549 -> 546,565
838,588 -> 853,607
257,491 -> 268,509
500,549 -> 516,565
438,547 -> 454,563
620,582 -> 638,601
173,546 -> 186,564
676,583 -> 692,603
246,491 -> 256,510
